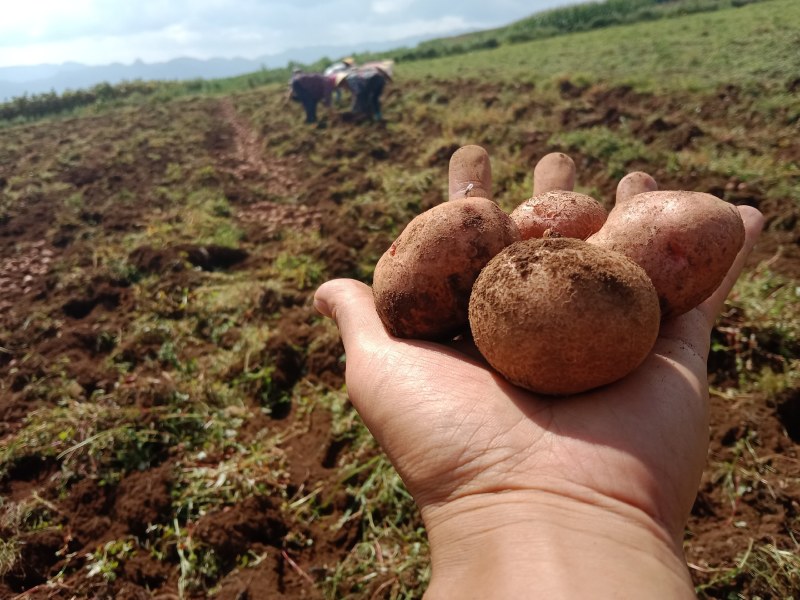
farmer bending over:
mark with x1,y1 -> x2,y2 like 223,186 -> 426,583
324,57 -> 355,105
288,69 -> 335,124
336,65 -> 391,122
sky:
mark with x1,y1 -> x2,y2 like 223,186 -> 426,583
0,0 -> 585,68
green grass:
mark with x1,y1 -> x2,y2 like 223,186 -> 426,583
401,0 -> 799,92
695,539 -> 800,597
2,0 -> 795,125
0,0 -> 798,597
294,390 -> 430,599
550,126 -> 657,181
722,267 -> 800,390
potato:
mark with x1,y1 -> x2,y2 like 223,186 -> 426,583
373,199 -> 520,340
587,190 -> 745,318
469,238 -> 660,395
373,144 -> 519,340
448,145 -> 492,200
510,152 -> 606,240
510,190 -> 608,240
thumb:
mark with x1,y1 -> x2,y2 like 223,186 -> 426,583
314,278 -> 413,435
314,278 -> 391,356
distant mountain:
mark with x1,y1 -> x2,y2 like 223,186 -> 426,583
0,33 -> 452,101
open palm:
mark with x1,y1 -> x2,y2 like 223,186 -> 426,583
315,205 -> 762,545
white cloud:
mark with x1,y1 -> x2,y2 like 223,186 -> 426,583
0,24 -> 286,67
0,0 -> 586,68
331,15 -> 476,45
2,0 -> 95,41
371,0 -> 415,15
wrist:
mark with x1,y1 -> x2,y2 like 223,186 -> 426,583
421,486 -> 695,599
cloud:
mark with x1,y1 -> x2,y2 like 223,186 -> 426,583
2,0 -> 96,43
371,0 -> 416,15
0,0 -> 584,67
0,24 -> 285,68
329,15 -> 478,46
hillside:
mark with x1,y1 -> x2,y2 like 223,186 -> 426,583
0,0 -> 798,598
0,34 -> 435,102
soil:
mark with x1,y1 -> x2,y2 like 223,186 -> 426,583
1,78 -> 798,599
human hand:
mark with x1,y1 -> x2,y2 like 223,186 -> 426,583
314,178 -> 763,598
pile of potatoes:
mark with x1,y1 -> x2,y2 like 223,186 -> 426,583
372,145 -> 745,395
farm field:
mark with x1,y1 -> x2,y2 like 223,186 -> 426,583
1,0 -> 799,597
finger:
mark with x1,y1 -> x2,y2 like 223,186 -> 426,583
314,278 -> 391,354
695,204 -> 764,326
449,145 -> 492,200
316,278 -> 488,367
616,171 -> 658,204
532,152 -> 576,196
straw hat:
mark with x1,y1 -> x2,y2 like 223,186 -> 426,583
342,57 -> 355,66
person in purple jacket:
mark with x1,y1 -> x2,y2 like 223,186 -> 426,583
288,70 -> 335,124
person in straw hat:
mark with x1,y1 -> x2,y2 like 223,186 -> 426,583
335,61 -> 393,122
324,57 -> 355,105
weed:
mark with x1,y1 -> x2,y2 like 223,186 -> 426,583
695,538 -> 800,598
746,542 -> 800,597
164,162 -> 185,183
0,493 -> 60,535
63,191 -> 85,213
194,165 -> 221,187
174,454 -> 283,522
158,340 -> 183,370
709,427 -> 777,515
169,519 -> 222,598
0,539 -> 19,578
716,267 -> 800,389
85,538 -> 136,582
105,257 -> 142,284
0,399 -> 162,483
549,126 -> 655,180
304,390 -> 430,598
274,252 -> 324,290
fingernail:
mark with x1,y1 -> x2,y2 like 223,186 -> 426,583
313,295 -> 331,318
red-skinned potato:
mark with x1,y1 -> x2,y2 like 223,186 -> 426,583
587,190 -> 745,319
511,152 -> 607,240
469,237 -> 660,395
373,198 -> 519,340
373,145 -> 520,340
511,190 -> 608,240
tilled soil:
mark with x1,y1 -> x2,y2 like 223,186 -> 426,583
0,78 -> 798,598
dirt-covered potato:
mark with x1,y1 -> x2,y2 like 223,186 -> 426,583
587,190 -> 745,319
373,197 -> 520,340
510,190 -> 608,240
469,238 -> 660,395
510,152 -> 606,240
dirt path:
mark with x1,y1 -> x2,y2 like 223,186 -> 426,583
216,97 -> 303,199
218,98 -> 272,179
215,98 -> 328,240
